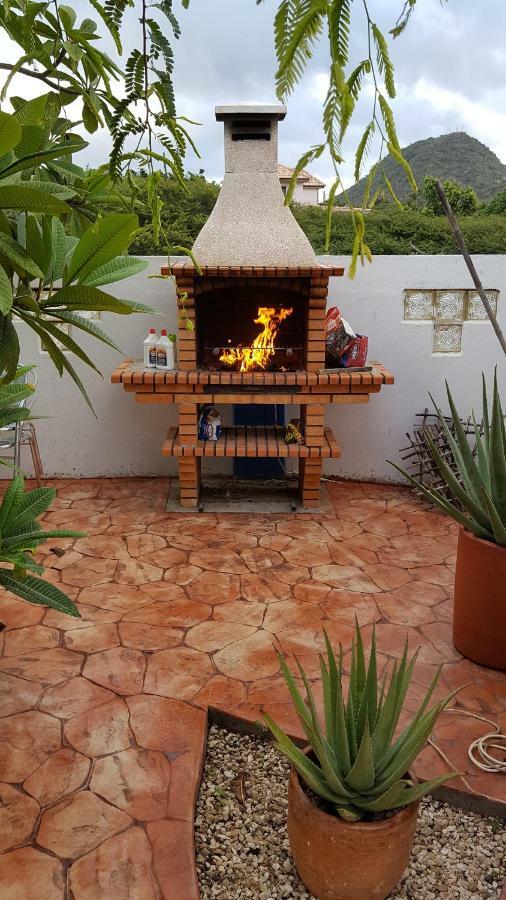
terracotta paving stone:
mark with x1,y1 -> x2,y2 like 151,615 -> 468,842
376,593 -> 436,627
0,593 -> 45,628
65,699 -> 134,756
186,620 -> 257,652
138,581 -> 186,602
330,541 -> 379,567
64,623 -> 119,653
312,563 -> 379,593
145,646 -> 213,701
213,599 -> 266,626
119,622 -> 183,650
411,563 -> 455,587
1,477 -> 505,899
214,630 -> 279,681
258,532 -> 293,551
91,748 -> 172,820
0,783 -> 39,851
263,599 -> 325,634
125,531 -> 166,557
280,538 -> 333,568
23,748 -> 90,805
240,573 -> 291,603
62,556 -> 118,587
37,790 -> 132,859
124,598 -> 211,628
192,674 -> 246,711
0,647 -> 83,685
73,535 -> 129,559
189,548 -> 249,575
186,570 -> 241,605
321,591 -> 380,627
0,845 -> 65,899
40,676 -> 115,719
83,647 -> 146,695
127,694 -> 206,821
139,547 -> 187,568
114,557 -> 163,585
0,710 -> 61,782
363,563 -> 413,591
240,546 -> 285,573
69,826 -> 160,900
165,563 -> 202,585
0,673 -> 42,717
146,819 -> 200,900
292,580 -> 331,604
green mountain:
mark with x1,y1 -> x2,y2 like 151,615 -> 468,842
340,132 -> 506,205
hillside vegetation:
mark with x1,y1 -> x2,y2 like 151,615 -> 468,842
127,171 -> 506,257
339,132 -> 506,206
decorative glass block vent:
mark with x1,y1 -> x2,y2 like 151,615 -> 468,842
433,324 -> 462,354
435,290 -> 465,322
404,290 -> 434,320
466,290 -> 498,321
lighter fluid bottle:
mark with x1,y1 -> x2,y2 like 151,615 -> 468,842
156,329 -> 174,370
144,328 -> 158,368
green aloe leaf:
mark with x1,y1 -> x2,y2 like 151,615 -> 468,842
0,571 -> 80,616
481,487 -> 506,546
423,428 -> 491,531
489,371 -> 506,523
346,719 -> 375,792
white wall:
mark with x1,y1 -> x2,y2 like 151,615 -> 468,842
280,182 -> 320,205
18,254 -> 505,481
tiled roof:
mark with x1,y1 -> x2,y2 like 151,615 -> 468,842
277,163 -> 325,188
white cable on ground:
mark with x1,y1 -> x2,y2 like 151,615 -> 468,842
428,709 -> 506,802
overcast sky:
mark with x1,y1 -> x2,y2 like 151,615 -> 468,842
5,0 -> 506,188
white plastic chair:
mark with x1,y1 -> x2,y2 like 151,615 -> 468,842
0,369 -> 44,485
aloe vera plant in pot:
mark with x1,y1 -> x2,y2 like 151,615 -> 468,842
390,372 -> 506,670
263,625 -> 459,900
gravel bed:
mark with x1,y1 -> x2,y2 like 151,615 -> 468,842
195,725 -> 505,900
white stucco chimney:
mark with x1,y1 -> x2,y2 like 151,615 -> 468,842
191,103 -> 318,267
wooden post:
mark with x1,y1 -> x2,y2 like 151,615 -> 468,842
436,180 -> 506,356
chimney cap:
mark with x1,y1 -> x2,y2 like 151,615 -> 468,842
215,103 -> 287,121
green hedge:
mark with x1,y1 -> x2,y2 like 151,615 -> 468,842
292,206 -> 506,255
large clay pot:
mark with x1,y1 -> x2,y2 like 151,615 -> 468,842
287,763 -> 419,900
453,527 -> 506,671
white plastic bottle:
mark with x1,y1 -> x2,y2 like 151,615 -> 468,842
143,328 -> 158,368
156,329 -> 175,370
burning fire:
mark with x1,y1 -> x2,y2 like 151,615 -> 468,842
219,306 -> 293,372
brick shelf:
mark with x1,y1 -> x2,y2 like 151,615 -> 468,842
112,361 -> 394,390
162,425 -> 341,459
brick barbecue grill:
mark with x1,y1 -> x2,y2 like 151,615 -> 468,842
112,104 -> 393,508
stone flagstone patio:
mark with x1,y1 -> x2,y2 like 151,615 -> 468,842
0,476 -> 504,899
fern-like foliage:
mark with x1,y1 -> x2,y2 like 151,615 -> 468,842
272,0 -> 418,276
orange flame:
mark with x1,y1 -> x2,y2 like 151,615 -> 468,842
219,306 -> 293,372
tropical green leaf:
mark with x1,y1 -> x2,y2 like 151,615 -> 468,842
0,111 -> 22,157
0,185 -> 70,214
80,255 -> 148,287
0,232 -> 44,279
0,474 -> 25,530
0,143 -> 83,180
0,570 -> 80,616
41,284 -> 159,315
65,213 -> 139,286
0,263 -> 12,315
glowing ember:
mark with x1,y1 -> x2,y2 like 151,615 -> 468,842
219,306 -> 293,372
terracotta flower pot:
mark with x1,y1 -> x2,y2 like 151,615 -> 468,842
287,763 -> 419,900
453,527 -> 506,671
